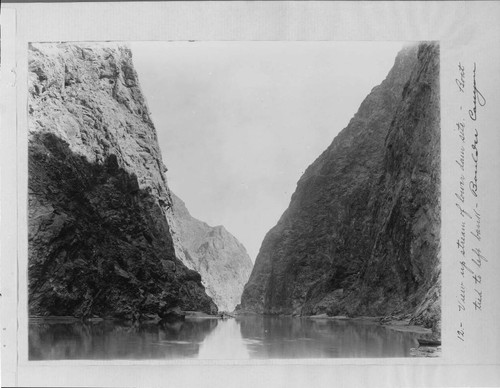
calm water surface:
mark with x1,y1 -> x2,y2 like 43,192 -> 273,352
29,316 -> 420,359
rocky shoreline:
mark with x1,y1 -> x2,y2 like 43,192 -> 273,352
29,309 -> 232,324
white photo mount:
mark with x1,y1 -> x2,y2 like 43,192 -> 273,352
1,2 -> 500,387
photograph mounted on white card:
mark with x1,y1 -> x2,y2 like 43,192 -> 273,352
26,40 -> 441,360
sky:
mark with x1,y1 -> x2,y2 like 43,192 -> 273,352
130,41 -> 405,261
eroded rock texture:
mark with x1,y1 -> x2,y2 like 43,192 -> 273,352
240,43 -> 440,329
28,42 -> 217,319
167,193 -> 253,312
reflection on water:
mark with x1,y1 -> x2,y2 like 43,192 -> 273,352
29,316 -> 420,360
29,319 -> 218,360
237,316 -> 418,358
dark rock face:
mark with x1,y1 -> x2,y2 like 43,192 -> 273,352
168,193 -> 253,312
28,43 -> 217,319
240,43 -> 440,329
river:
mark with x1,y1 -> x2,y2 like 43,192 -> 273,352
29,315 -> 421,360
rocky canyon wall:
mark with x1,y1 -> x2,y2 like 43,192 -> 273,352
28,43 -> 218,319
240,43 -> 440,329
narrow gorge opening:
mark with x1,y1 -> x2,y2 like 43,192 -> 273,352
28,41 -> 440,359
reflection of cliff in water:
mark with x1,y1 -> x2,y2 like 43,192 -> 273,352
236,316 -> 419,358
30,316 -> 423,360
29,319 -> 218,360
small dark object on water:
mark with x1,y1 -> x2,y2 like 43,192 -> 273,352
417,338 -> 441,347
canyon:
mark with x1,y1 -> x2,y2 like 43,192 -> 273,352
28,41 -> 440,339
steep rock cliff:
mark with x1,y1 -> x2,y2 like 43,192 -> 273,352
28,42 -> 217,319
167,193 -> 253,312
240,43 -> 440,329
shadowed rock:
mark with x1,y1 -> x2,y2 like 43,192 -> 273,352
29,133 -> 217,319
240,43 -> 440,332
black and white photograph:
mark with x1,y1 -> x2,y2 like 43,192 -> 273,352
2,1 -> 500,387
27,40 -> 441,360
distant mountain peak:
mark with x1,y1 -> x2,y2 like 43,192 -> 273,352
167,191 -> 253,312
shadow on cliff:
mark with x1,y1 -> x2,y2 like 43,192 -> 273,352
28,132 -> 217,320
